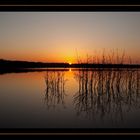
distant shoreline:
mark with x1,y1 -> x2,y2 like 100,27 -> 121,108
0,59 -> 140,69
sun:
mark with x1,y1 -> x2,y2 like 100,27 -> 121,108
69,62 -> 72,65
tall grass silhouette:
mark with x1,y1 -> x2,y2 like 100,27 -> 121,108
74,68 -> 140,123
44,70 -> 67,109
73,50 -> 140,124
76,49 -> 139,65
43,49 -> 140,125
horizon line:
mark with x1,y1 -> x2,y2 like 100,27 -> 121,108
0,58 -> 140,65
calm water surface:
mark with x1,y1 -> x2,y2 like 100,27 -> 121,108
0,68 -> 139,128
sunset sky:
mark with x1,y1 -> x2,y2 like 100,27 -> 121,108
0,12 -> 140,63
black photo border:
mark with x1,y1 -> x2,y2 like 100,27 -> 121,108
0,2 -> 140,136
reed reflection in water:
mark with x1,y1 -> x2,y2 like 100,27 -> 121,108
74,68 -> 140,124
44,70 -> 67,109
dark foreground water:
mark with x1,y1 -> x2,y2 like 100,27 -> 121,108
0,68 -> 139,128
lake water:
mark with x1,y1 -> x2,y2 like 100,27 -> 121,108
0,68 -> 140,128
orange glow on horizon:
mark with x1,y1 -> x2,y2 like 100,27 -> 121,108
0,47 -> 139,64
0,12 -> 140,64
